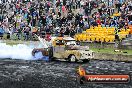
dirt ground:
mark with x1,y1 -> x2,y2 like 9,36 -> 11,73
0,59 -> 132,88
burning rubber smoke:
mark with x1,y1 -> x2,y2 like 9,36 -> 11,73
0,43 -> 43,60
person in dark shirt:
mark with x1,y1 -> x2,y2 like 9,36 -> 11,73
24,26 -> 31,40
70,27 -> 76,38
58,11 -> 61,17
61,17 -> 66,24
91,20 -> 98,27
119,20 -> 125,28
32,16 -> 36,27
116,3 -> 122,12
110,20 -> 116,27
79,20 -> 84,28
64,26 -> 70,35
27,15 -> 31,25
59,28 -> 65,37
0,26 -> 5,39
41,15 -> 46,26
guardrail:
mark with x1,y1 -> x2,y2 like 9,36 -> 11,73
1,33 -> 39,41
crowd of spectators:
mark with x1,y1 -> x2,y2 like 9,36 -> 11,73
0,0 -> 132,40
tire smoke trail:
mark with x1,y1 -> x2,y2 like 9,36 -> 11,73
0,43 -> 42,60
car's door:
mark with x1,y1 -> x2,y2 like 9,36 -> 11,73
53,39 -> 65,59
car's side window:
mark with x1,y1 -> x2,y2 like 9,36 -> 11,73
56,40 -> 65,45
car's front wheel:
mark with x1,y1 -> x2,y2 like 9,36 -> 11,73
82,59 -> 90,63
68,55 -> 77,62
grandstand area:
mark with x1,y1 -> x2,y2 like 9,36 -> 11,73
75,25 -> 132,43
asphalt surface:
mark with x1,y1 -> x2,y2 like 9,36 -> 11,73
0,59 -> 132,88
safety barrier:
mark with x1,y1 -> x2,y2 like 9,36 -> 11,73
2,33 -> 38,41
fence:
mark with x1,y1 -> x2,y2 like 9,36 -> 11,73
1,33 -> 38,41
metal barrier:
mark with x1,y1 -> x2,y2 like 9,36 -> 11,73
2,33 -> 38,41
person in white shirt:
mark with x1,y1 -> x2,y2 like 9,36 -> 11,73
80,0 -> 84,8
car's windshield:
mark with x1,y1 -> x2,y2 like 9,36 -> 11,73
65,40 -> 76,45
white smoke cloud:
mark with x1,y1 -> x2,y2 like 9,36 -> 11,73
0,43 -> 44,60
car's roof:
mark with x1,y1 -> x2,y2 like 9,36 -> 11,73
63,37 -> 76,41
52,37 -> 75,41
